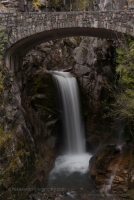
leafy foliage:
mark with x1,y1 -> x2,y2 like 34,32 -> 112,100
107,38 -> 134,121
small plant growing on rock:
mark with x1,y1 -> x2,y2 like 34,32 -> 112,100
32,0 -> 41,10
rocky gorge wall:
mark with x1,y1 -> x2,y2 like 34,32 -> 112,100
23,37 -> 116,150
20,36 -> 134,200
1,34 -> 134,199
0,60 -> 61,200
22,35 -> 134,199
0,34 -> 116,199
0,0 -> 134,199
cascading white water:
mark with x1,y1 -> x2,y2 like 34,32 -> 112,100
48,71 -> 92,190
53,71 -> 85,154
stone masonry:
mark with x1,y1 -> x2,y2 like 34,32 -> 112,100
1,10 -> 133,51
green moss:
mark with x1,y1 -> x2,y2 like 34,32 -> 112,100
0,127 -> 12,152
76,0 -> 93,10
32,0 -> 41,9
0,125 -> 35,196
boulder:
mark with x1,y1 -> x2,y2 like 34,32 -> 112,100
90,144 -> 134,199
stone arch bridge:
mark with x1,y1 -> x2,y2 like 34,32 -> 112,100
0,10 -> 133,70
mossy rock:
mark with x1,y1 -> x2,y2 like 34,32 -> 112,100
27,71 -> 55,107
26,71 -> 58,123
0,124 -> 36,198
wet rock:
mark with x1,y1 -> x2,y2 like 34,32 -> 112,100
74,64 -> 91,76
90,143 -> 134,199
46,136 -> 56,149
87,135 -> 101,149
73,37 -> 115,148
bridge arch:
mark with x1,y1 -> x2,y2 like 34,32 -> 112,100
5,27 -> 123,71
4,11 -> 134,71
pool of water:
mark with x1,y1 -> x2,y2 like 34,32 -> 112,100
48,153 -> 94,190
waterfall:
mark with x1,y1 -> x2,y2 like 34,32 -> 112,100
48,71 -> 92,189
53,71 -> 85,154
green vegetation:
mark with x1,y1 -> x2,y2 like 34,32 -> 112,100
54,0 -> 60,6
110,39 -> 134,121
77,0 -> 93,10
0,125 -> 35,197
30,72 -> 54,108
26,71 -> 57,123
32,0 -> 41,9
38,0 -> 93,10
101,38 -> 134,138
0,126 -> 11,148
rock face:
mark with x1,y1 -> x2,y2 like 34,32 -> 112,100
93,0 -> 128,10
20,58 -> 62,193
0,1 -> 134,199
72,37 -> 115,149
23,37 -> 117,149
0,0 -> 130,11
0,34 -> 131,199
23,39 -> 78,71
0,49 -> 61,199
22,36 -> 134,199
90,144 -> 134,199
